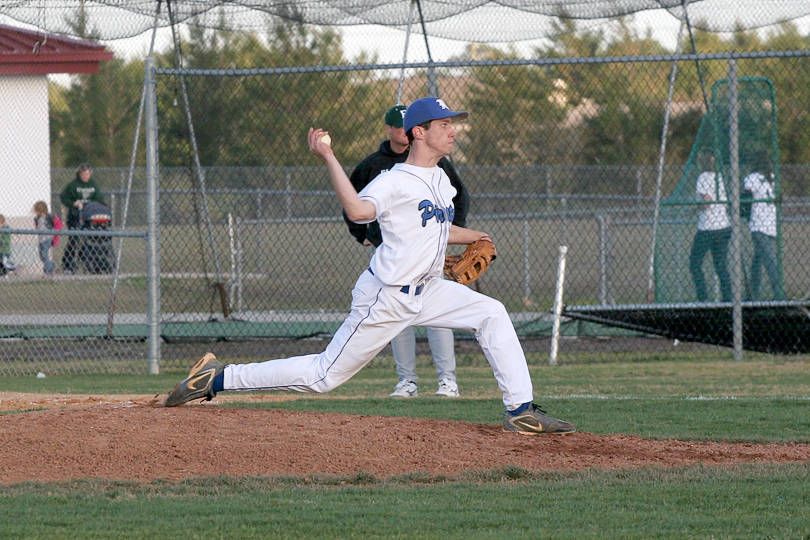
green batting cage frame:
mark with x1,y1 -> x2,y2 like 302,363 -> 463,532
565,74 -> 810,355
656,76 -> 782,304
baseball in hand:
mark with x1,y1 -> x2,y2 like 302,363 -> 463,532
320,133 -> 332,147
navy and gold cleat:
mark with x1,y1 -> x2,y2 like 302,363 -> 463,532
503,403 -> 576,434
164,353 -> 225,407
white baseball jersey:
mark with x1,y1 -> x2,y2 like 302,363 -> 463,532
358,163 -> 456,288
696,171 -> 731,231
743,172 -> 777,237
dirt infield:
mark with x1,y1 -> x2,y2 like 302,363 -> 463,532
2,392 -> 810,484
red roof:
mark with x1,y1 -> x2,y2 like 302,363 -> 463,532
0,24 -> 113,75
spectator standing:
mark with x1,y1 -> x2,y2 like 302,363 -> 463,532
59,163 -> 105,274
689,151 -> 732,302
33,201 -> 57,277
743,153 -> 783,300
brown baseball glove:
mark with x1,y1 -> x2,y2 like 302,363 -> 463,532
444,238 -> 497,285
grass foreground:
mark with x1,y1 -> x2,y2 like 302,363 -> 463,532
2,464 -> 810,540
1,356 -> 810,539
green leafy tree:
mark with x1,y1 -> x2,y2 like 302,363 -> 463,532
755,23 -> 810,169
51,57 -> 145,169
50,6 -> 145,169
537,17 -> 619,169
48,82 -> 70,167
457,44 -> 565,170
676,23 -> 810,194
156,8 -> 392,171
579,20 -> 676,166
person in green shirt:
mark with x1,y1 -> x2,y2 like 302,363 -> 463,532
59,163 -> 105,274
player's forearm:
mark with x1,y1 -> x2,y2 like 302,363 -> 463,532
308,127 -> 375,222
448,225 -> 490,245
323,154 -> 375,222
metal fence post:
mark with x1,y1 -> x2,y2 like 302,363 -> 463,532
285,169 -> 293,219
236,216 -> 244,312
145,56 -> 161,374
728,58 -> 744,361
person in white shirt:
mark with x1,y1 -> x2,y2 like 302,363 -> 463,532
163,97 -> 575,435
743,152 -> 783,300
689,150 -> 732,302
345,105 -> 468,398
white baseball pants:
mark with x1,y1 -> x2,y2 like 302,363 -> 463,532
225,269 -> 533,409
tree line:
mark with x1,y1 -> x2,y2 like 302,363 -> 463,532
48,12 -> 810,180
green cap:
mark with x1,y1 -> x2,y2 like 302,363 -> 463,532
384,105 -> 407,128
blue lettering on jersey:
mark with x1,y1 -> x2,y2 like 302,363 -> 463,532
419,200 -> 455,227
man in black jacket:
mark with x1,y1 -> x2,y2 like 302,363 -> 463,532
344,105 -> 471,398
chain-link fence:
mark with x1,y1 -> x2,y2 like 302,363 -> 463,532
146,53 -> 810,368
4,13 -> 810,374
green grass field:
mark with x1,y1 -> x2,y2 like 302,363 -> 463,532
2,356 -> 810,539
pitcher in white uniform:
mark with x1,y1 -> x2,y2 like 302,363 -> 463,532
164,97 -> 575,435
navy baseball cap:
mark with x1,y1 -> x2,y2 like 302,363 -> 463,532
403,97 -> 469,133
384,105 -> 407,128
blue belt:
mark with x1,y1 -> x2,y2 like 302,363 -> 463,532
367,267 -> 423,295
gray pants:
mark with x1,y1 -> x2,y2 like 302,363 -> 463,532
391,326 -> 456,383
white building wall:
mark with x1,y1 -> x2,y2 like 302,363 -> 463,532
0,75 -> 51,220
0,75 -> 51,270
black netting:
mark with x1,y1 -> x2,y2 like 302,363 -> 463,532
565,301 -> 810,354
1,1 -> 809,42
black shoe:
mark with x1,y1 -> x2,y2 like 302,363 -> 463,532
164,353 -> 224,407
503,403 -> 576,434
